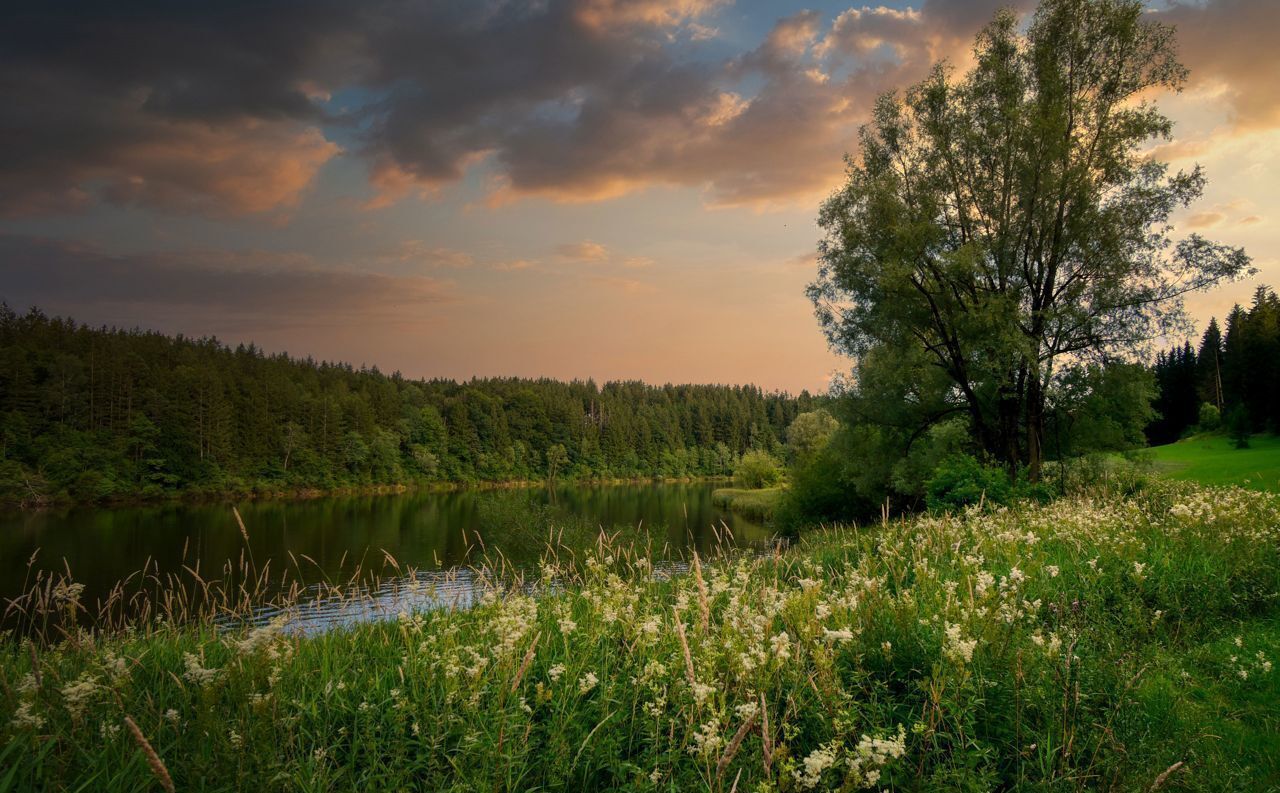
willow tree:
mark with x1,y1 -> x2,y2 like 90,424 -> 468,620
810,0 -> 1250,479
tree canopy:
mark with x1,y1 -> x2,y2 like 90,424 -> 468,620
0,306 -> 813,505
810,0 -> 1250,479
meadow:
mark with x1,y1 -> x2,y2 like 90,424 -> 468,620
710,487 -> 785,522
3,476 -> 1278,791
1147,434 -> 1280,493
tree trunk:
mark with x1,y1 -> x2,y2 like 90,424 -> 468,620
1025,375 -> 1044,482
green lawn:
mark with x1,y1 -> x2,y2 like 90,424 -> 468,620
1148,434 -> 1280,492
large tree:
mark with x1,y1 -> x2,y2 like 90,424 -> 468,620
810,0 -> 1250,478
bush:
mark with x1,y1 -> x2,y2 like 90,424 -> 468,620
925,453 -> 1011,512
733,450 -> 783,489
1198,402 -> 1221,431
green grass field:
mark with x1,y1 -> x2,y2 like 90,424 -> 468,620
710,486 -> 785,521
1148,434 -> 1280,492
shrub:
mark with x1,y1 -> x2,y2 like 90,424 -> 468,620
733,450 -> 783,489
1198,402 -> 1221,431
925,454 -> 1011,512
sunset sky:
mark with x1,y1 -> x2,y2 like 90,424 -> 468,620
3,0 -> 1277,393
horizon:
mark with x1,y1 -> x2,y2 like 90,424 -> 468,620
3,0 -> 1277,393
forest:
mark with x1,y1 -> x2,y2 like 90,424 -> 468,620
1148,285 -> 1280,445
0,305 -> 814,506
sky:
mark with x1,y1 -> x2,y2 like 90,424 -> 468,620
2,0 -> 1277,394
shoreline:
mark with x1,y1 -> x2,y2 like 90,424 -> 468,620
2,474 -> 735,513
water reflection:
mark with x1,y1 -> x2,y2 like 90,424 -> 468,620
2,482 -> 770,630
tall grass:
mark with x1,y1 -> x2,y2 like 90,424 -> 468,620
2,480 -> 1278,791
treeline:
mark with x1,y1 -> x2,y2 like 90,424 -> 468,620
1148,286 -> 1280,444
0,306 -> 814,505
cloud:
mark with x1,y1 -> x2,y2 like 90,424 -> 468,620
383,240 -> 474,269
492,259 -> 538,271
1154,0 -> 1280,131
555,240 -> 611,262
1238,215 -> 1263,226
0,235 -> 450,331
786,251 -> 819,268
1186,211 -> 1225,229
588,274 -> 656,294
0,1 -> 355,217
13,0 -> 1261,221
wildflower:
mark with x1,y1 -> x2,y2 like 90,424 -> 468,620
548,664 -> 566,682
181,653 -> 222,687
770,631 -> 792,661
692,682 -> 715,704
823,627 -> 854,644
1045,565 -> 1060,578
578,672 -> 598,694
1235,636 -> 1244,648
734,701 -> 759,721
229,729 -> 243,749
9,701 -> 44,730
943,622 -> 977,665
793,743 -> 838,789
848,725 -> 907,788
164,709 -> 180,724
558,617 -> 577,635
689,718 -> 724,758
60,673 -> 102,718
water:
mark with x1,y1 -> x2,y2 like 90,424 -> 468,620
0,482 -> 771,630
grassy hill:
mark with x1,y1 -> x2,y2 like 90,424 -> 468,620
1147,434 -> 1280,493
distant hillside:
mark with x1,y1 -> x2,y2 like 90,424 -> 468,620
0,305 -> 816,506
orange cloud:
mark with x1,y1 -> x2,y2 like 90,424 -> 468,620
574,0 -> 727,31
104,123 -> 339,217
1186,211 -> 1225,229
1156,1 -> 1280,131
555,240 -> 611,262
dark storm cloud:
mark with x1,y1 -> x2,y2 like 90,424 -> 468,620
0,1 -> 362,216
2,0 -> 1271,218
0,235 -> 449,330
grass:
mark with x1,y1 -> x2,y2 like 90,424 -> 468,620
2,479 -> 1279,791
711,486 -> 785,521
1148,433 -> 1280,492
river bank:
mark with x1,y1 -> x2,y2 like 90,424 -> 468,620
2,474 -> 736,512
4,480 -> 1277,790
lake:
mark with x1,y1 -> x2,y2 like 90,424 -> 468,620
0,481 -> 773,631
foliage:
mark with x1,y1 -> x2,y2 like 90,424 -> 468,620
1198,402 -> 1221,432
0,306 -> 813,506
1227,406 -> 1252,449
924,454 -> 1011,512
1149,287 -> 1280,443
732,450 -> 782,489
810,0 -> 1249,479
785,410 -> 839,466
4,482 -> 1279,790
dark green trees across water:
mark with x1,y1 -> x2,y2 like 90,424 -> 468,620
0,306 -> 815,506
